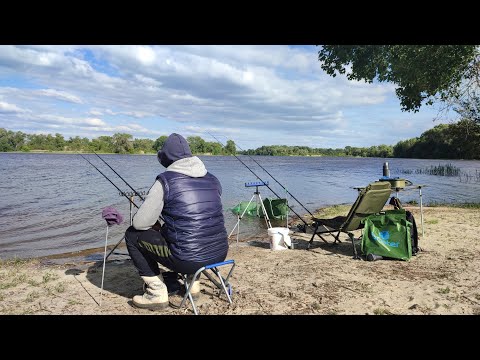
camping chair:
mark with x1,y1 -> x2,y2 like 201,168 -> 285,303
308,181 -> 392,259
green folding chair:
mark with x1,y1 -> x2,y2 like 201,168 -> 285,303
308,181 -> 392,259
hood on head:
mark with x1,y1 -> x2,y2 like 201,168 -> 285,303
157,133 -> 192,168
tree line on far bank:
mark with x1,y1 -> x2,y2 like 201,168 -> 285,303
1,118 -> 479,159
0,131 -> 236,156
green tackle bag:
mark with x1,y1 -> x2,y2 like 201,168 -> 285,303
361,209 -> 412,261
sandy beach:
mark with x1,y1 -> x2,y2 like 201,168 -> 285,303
1,205 -> 480,315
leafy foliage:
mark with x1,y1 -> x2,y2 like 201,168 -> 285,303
239,144 -> 392,157
1,119 -> 478,159
153,135 -> 168,152
112,133 -> 133,154
454,94 -> 480,124
393,120 -> 480,159
225,140 -> 236,155
318,45 -> 478,112
0,128 -> 237,155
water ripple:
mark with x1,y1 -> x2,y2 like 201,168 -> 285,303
1,153 -> 479,259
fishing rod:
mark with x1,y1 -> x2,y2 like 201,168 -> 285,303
220,136 -> 314,217
207,133 -> 309,227
93,151 -> 145,201
77,152 -> 140,209
80,152 -> 165,224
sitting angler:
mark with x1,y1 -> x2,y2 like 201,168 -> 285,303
124,133 -> 229,310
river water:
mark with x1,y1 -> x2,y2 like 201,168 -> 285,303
1,153 -> 479,260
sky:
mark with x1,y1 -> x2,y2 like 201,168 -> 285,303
0,45 -> 449,150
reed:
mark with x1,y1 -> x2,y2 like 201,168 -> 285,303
415,163 -> 460,176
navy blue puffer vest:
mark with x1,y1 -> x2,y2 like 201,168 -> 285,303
156,171 -> 228,263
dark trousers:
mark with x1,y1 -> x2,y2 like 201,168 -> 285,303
125,226 -> 226,277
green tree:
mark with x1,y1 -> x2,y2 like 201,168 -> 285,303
413,124 -> 454,159
204,141 -> 223,155
187,136 -> 206,154
0,128 -> 13,151
0,128 -> 26,151
454,95 -> 480,124
153,135 -> 168,151
225,140 -> 236,155
133,138 -> 155,153
90,136 -> 114,153
112,133 -> 133,154
318,45 -> 478,112
54,133 -> 65,151
393,138 -> 418,158
448,119 -> 480,159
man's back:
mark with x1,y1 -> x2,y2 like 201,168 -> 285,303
158,165 -> 228,263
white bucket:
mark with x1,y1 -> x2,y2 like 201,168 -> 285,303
267,227 -> 292,251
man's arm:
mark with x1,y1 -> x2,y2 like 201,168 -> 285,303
132,180 -> 164,230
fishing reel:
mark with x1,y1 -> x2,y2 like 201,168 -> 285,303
118,190 -> 148,197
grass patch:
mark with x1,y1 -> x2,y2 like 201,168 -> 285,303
0,273 -> 28,290
26,291 -> 40,302
54,282 -> 66,293
42,272 -> 59,284
373,308 -> 392,315
67,299 -> 82,306
0,257 -> 31,268
314,204 -> 350,218
436,287 -> 450,294
428,202 -> 480,209
325,309 -> 338,315
27,279 -> 41,287
0,293 -> 4,302
425,219 -> 439,225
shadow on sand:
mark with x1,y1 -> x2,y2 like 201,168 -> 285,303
289,232 -> 363,259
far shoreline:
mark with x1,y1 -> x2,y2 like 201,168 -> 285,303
2,151 -> 478,161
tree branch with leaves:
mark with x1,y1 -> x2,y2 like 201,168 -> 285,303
318,45 -> 479,113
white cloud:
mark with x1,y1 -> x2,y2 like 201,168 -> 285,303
0,45 -> 440,148
89,109 -> 103,116
135,46 -> 156,65
37,89 -> 83,104
122,111 -> 151,118
83,118 -> 106,126
0,101 -> 26,113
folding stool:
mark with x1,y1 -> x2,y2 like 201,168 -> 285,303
178,259 -> 235,315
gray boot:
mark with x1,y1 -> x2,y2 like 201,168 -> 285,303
132,275 -> 169,310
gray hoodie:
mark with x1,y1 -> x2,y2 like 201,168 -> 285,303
132,156 -> 208,230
